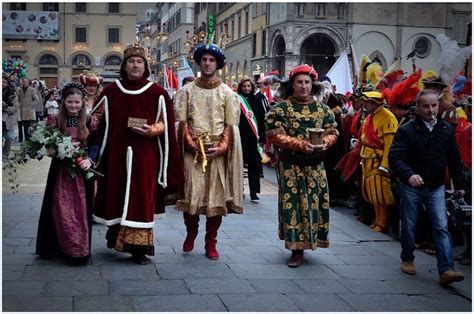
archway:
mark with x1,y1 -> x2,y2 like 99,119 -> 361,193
299,33 -> 336,78
38,53 -> 59,88
273,35 -> 285,76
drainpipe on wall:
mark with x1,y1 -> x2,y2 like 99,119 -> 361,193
63,3 -> 66,82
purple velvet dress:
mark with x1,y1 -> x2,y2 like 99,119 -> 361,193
36,115 -> 98,259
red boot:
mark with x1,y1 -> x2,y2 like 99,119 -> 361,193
183,212 -> 199,252
205,215 -> 222,260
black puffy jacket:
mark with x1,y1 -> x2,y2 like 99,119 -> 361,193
389,116 -> 465,190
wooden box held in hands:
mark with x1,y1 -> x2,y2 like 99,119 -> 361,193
127,117 -> 147,128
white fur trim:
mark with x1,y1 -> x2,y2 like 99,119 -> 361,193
120,220 -> 155,228
116,79 -> 154,95
92,214 -> 121,226
156,95 -> 169,188
121,146 -> 133,224
117,146 -> 155,228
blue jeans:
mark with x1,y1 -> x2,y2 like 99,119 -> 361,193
399,182 -> 454,274
2,123 -> 15,161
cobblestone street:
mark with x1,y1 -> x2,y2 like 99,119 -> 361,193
2,157 -> 472,311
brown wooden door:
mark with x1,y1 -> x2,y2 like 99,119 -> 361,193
41,77 -> 58,89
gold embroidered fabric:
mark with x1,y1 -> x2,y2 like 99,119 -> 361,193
173,81 -> 243,216
114,226 -> 154,251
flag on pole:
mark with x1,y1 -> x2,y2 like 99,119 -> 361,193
162,64 -> 169,88
162,64 -> 174,98
167,67 -> 179,90
350,44 -> 359,75
326,50 -> 353,95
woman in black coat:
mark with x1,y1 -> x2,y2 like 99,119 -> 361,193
237,77 -> 267,201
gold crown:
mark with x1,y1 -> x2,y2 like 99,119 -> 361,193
123,43 -> 146,60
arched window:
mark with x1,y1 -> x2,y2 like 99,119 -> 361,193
71,54 -> 92,79
39,54 -> 58,65
72,54 -> 92,67
105,55 -> 122,66
38,53 -> 59,88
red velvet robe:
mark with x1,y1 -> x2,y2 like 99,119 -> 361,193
93,77 -> 183,228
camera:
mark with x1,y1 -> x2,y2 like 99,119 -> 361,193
446,190 -> 471,229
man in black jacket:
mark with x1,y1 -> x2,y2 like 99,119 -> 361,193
389,89 -> 465,286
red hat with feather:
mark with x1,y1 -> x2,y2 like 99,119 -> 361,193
382,70 -> 422,107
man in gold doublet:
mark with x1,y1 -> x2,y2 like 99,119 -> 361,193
173,43 -> 243,260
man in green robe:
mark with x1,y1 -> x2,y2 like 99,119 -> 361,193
264,64 -> 338,267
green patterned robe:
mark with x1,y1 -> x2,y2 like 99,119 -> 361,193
265,97 -> 337,250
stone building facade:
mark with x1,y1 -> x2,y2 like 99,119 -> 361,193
2,2 -> 137,88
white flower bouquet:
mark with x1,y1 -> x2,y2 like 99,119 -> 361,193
5,121 -> 100,192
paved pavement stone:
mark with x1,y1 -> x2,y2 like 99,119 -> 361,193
3,253 -> 36,265
182,251 -> 233,264
338,293 -> 471,312
3,280 -> 46,296
74,295 -> 136,311
46,280 -> 109,296
330,242 -> 388,256
228,264 -> 342,280
2,246 -> 15,254
232,244 -> 286,254
100,264 -> 160,280
155,264 -> 237,279
264,251 -> 347,265
22,265 -> 101,281
133,295 -> 227,311
185,278 -> 256,294
3,296 -> 72,311
13,245 -> 36,254
109,279 -> 189,296
221,252 -> 269,264
2,162 -> 472,311
2,264 -> 26,280
286,293 -> 356,311
13,222 -> 39,230
292,279 -> 352,294
247,279 -> 305,293
327,264 -> 409,280
337,278 -> 449,295
6,228 -> 38,238
337,254 -> 399,265
3,237 -> 31,246
219,293 -> 301,311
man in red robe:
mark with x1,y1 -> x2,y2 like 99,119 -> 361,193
92,44 -> 183,264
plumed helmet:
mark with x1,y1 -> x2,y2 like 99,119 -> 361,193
382,70 -> 422,108
288,64 -> 318,81
193,44 -> 226,70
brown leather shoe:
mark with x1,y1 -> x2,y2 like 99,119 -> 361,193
372,225 -> 389,234
439,269 -> 464,285
287,250 -> 304,268
400,261 -> 416,275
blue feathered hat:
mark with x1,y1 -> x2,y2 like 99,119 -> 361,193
193,44 -> 226,70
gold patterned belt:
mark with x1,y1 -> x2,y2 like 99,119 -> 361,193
193,132 -> 220,173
